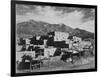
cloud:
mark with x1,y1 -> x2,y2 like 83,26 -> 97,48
16,4 -> 95,32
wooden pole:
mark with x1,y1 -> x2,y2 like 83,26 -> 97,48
30,60 -> 31,72
48,51 -> 49,68
71,43 -> 74,64
39,50 -> 41,70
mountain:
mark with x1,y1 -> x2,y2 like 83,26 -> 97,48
17,19 -> 73,37
71,28 -> 94,40
17,19 -> 94,40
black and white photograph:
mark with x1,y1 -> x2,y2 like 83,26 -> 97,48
11,0 -> 97,76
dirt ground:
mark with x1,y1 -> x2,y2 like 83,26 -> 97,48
16,56 -> 95,73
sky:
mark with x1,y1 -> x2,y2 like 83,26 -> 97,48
16,4 -> 95,33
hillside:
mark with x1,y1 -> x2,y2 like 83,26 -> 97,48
17,19 -> 94,40
71,28 -> 94,40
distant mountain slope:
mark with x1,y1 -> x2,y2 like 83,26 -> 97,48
71,28 -> 94,40
17,19 -> 94,40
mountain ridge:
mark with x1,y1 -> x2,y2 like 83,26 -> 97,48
17,19 -> 94,40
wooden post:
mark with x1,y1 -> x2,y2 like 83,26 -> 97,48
48,51 -> 50,68
30,60 -> 31,72
71,43 -> 74,64
39,50 -> 41,70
